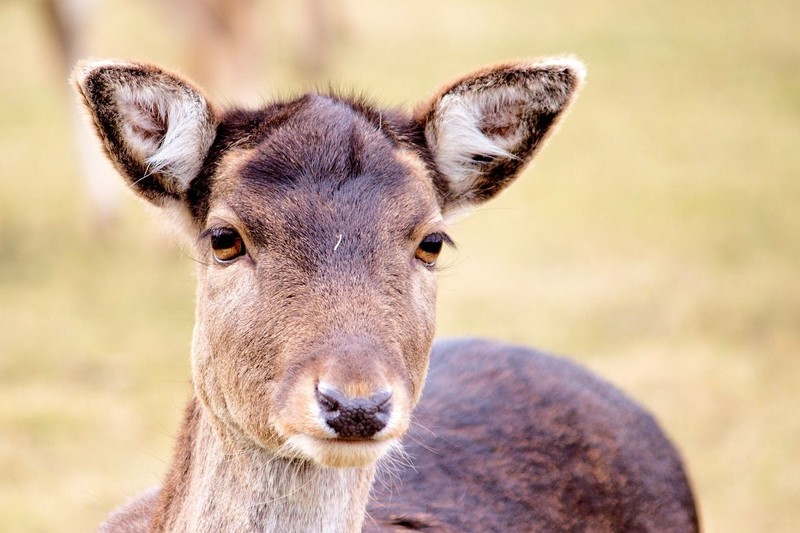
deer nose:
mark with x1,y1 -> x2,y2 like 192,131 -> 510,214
315,387 -> 392,439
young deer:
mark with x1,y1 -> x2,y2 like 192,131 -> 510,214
73,58 -> 699,532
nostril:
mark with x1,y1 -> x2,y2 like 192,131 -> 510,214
371,391 -> 392,413
315,388 -> 341,413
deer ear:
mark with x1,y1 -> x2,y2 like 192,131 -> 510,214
417,58 -> 585,209
71,60 -> 218,206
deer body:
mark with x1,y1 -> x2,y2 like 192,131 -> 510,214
74,58 -> 698,532
367,339 -> 698,531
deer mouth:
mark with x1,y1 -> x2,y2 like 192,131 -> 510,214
285,434 -> 398,468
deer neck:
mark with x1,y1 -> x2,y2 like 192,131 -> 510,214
151,398 -> 376,533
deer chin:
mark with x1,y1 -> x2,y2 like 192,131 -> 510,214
283,434 -> 397,468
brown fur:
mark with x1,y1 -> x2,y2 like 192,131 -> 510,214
366,340 -> 699,532
73,58 -> 698,532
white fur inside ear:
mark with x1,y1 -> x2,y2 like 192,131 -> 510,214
427,89 -> 523,197
116,84 -> 215,191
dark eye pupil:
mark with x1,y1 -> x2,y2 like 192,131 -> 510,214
419,235 -> 443,254
415,233 -> 447,267
211,229 -> 238,250
210,227 -> 245,262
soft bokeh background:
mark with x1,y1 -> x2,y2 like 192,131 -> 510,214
1,0 -> 798,531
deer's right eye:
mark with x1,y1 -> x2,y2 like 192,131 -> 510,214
415,232 -> 453,267
210,227 -> 246,263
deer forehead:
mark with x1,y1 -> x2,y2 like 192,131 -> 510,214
203,97 -> 443,252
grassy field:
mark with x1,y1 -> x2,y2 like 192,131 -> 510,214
1,0 -> 798,531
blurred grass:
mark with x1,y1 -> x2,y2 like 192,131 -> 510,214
1,0 -> 798,531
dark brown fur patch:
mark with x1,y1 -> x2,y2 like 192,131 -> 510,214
366,340 -> 699,533
187,98 -> 313,223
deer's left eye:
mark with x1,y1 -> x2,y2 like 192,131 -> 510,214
210,227 -> 246,263
415,233 -> 448,267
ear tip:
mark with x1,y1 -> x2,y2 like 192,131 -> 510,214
559,56 -> 588,84
70,59 -> 127,89
71,59 -> 160,92
530,56 -> 587,87
70,60 -> 93,89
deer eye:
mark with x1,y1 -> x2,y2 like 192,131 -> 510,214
415,233 -> 447,267
209,227 -> 246,263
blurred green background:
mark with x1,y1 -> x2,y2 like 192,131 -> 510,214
1,0 -> 798,531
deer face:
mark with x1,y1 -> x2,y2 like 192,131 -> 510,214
190,97 -> 443,466
73,59 -> 583,467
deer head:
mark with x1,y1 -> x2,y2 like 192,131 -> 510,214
73,58 -> 584,469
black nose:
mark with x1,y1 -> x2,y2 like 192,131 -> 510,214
315,387 -> 392,439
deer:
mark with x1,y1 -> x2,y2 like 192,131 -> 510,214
72,56 -> 699,532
